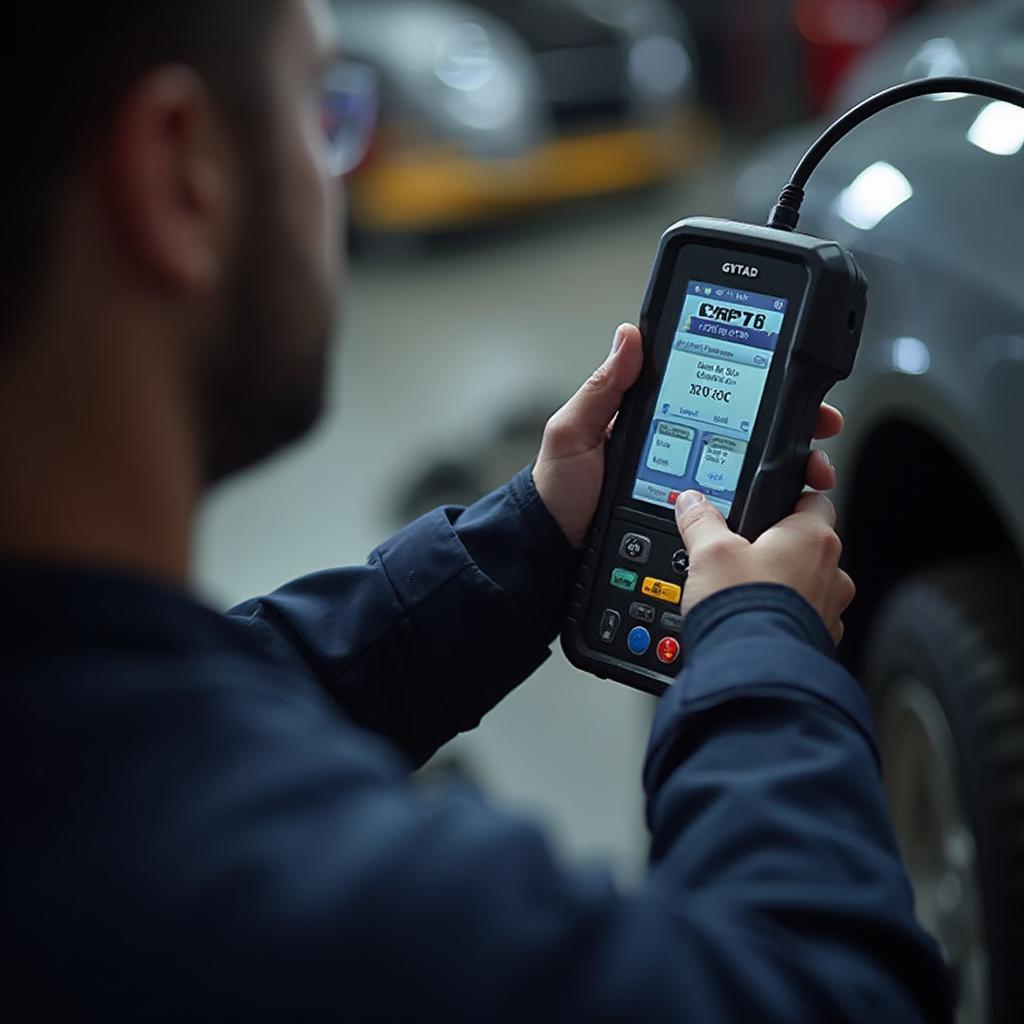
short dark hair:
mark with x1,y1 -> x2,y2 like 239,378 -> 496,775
2,1 -> 283,340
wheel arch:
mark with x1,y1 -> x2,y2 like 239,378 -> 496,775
839,417 -> 1023,676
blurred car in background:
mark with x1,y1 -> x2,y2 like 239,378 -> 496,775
736,3 -> 1024,1021
334,0 -> 708,234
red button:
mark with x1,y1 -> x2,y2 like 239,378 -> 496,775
668,491 -> 681,505
657,636 -> 680,665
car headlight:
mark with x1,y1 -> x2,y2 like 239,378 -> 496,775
432,22 -> 531,134
628,36 -> 692,99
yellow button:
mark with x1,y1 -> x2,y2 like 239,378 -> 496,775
641,577 -> 682,605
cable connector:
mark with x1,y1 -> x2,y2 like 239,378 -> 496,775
768,184 -> 805,233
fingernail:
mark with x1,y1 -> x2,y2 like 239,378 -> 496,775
821,449 -> 834,470
675,490 -> 705,516
610,327 -> 626,357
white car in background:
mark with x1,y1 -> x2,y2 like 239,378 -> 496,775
334,0 -> 708,233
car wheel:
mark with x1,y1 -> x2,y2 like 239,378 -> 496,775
864,563 -> 1024,1024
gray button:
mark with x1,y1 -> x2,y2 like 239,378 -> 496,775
632,481 -> 672,504
661,612 -> 684,634
598,609 -> 621,644
671,548 -> 690,576
619,533 -> 652,564
629,602 -> 656,624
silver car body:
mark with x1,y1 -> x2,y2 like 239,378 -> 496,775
736,1 -> 1024,640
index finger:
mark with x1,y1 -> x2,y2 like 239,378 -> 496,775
754,491 -> 837,549
790,490 -> 837,529
813,404 -> 844,441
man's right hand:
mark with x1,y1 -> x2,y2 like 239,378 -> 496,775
675,490 -> 855,643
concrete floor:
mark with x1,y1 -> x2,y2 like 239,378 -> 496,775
196,165 -> 736,881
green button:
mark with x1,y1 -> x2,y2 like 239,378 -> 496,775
611,568 -> 638,592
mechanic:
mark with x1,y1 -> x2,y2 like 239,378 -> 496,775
1,1 -> 950,1021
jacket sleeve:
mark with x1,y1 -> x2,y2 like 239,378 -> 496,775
166,585 -> 951,1023
226,467 -> 577,767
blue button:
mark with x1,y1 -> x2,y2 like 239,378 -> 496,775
627,626 -> 651,656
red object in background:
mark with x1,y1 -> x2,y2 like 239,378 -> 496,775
793,0 -> 902,112
792,0 -> 973,113
680,0 -> 974,135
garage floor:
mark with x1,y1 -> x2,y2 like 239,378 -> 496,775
196,162 -> 735,881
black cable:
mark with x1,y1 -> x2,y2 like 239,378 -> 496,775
768,76 -> 1024,231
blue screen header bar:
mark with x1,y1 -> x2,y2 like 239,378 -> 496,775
688,280 -> 789,314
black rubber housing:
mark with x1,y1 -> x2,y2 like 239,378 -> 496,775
561,217 -> 866,694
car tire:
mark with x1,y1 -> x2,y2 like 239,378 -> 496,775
864,563 -> 1024,1024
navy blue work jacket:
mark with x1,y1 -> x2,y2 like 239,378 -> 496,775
2,469 -> 950,1021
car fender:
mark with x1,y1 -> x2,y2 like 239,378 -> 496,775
829,355 -> 1024,565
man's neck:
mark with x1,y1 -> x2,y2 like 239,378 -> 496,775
0,324 -> 200,587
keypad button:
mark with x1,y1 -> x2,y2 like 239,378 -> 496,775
671,548 -> 690,577
629,602 -> 656,624
641,577 -> 682,605
610,568 -> 638,592
598,609 -> 621,644
661,612 -> 684,634
657,636 -> 681,665
619,533 -> 651,565
627,626 -> 651,656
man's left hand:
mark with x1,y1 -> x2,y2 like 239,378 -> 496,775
534,323 -> 845,548
533,325 -> 644,548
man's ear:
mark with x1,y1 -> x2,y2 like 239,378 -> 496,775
104,66 -> 237,293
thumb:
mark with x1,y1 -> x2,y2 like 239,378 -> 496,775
552,324 -> 643,452
675,491 -> 729,554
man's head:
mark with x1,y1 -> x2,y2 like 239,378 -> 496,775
2,0 -> 345,483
